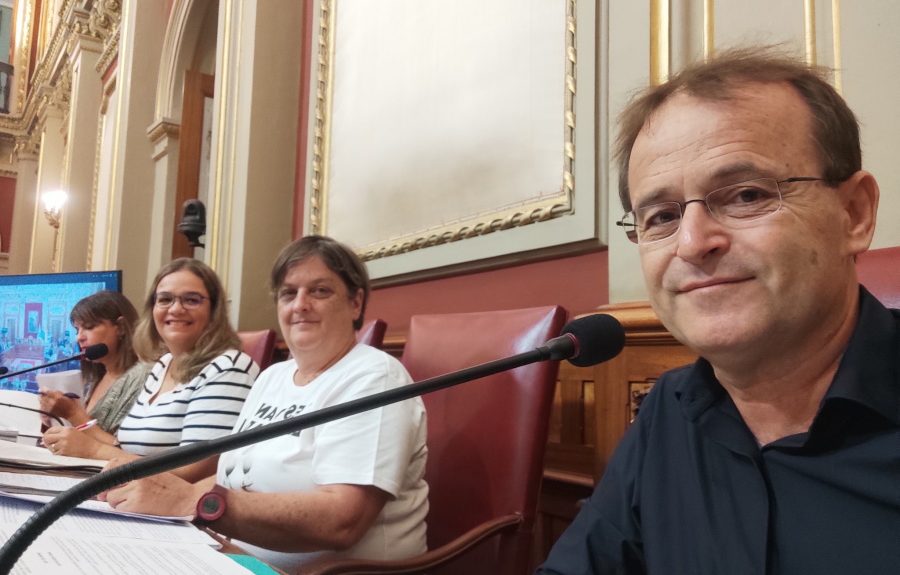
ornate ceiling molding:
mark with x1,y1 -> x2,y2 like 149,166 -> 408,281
0,0 -> 120,140
93,0 -> 122,75
48,62 -> 73,114
14,0 -> 36,114
12,135 -> 41,161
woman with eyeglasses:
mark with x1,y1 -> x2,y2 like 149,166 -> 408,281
40,291 -> 150,452
102,237 -> 428,571
46,259 -> 259,482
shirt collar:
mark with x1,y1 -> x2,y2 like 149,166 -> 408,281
822,287 -> 900,425
675,286 -> 900,429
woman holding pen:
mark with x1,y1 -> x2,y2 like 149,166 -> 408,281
40,291 -> 149,450
103,237 -> 428,572
45,259 -> 259,482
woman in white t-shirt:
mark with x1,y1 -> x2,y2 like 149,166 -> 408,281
104,236 -> 428,572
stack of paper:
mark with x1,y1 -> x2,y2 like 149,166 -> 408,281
0,471 -> 194,522
0,441 -> 105,474
0,390 -> 43,443
0,497 -> 255,575
0,425 -> 17,443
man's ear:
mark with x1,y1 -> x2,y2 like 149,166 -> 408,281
840,170 -> 879,257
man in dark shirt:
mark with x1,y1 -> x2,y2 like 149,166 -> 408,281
539,47 -> 899,574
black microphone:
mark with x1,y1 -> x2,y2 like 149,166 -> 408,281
538,313 -> 626,366
0,367 -> 8,376
0,344 -> 108,381
0,315 -> 624,571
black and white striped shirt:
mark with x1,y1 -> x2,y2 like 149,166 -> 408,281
117,349 -> 259,455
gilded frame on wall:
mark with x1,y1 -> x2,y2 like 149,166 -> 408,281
307,0 -> 600,280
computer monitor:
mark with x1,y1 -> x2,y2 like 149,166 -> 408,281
0,270 -> 123,392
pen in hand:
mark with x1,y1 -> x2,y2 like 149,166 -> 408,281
75,419 -> 98,431
35,390 -> 81,399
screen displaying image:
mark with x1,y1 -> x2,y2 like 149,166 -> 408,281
0,270 -> 122,392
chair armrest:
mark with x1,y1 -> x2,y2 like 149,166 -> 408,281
301,513 -> 523,575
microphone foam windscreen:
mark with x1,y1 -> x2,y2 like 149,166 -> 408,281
83,343 -> 110,361
563,314 -> 626,367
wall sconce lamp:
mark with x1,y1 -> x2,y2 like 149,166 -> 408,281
42,190 -> 68,229
42,190 -> 67,271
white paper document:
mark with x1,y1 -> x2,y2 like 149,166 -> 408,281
0,471 -> 83,495
0,441 -> 105,472
0,391 -> 44,442
5,531 -> 253,575
35,369 -> 84,399
0,497 -> 217,547
0,472 -> 193,523
0,491 -> 193,523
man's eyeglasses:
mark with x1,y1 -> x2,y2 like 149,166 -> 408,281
154,292 -> 209,309
616,177 -> 827,245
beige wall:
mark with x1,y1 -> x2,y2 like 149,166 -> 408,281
607,0 -> 900,303
5,0 -> 899,331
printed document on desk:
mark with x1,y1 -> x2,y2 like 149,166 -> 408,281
4,531 -> 255,575
0,441 -> 105,473
0,497 -> 217,547
0,472 -> 193,522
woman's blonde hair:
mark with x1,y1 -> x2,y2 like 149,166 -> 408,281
133,258 -> 240,382
70,291 -> 140,383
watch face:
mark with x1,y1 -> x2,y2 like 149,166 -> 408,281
198,490 -> 226,522
200,495 -> 223,516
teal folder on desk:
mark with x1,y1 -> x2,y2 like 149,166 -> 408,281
226,554 -> 283,574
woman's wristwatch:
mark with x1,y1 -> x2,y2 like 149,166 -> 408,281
194,484 -> 228,525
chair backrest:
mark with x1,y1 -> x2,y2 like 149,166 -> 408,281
356,318 -> 387,348
237,329 -> 277,370
401,305 -> 567,575
857,246 -> 900,309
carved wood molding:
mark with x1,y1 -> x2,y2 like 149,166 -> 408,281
372,301 -> 676,352
578,302 -> 679,345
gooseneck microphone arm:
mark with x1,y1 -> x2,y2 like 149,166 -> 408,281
0,355 -> 80,380
0,315 -> 625,573
0,343 -> 109,381
0,403 -> 65,427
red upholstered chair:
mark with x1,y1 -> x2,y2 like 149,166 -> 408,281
304,305 -> 568,575
237,329 -> 277,370
857,246 -> 900,309
356,318 -> 387,349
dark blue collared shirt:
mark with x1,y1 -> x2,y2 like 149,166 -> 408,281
539,288 -> 900,575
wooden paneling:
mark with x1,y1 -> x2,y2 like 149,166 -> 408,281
173,70 -> 214,259
536,302 -> 696,563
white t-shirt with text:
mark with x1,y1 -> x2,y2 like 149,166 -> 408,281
217,343 -> 428,571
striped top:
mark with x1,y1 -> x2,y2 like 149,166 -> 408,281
116,350 -> 259,455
